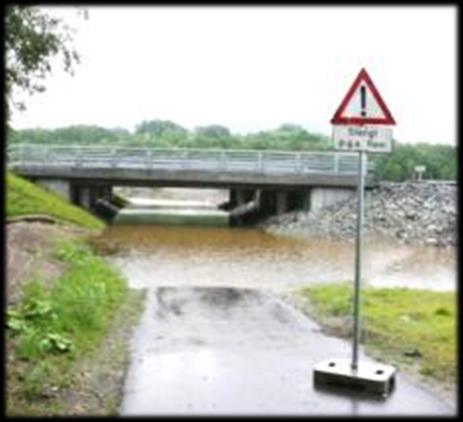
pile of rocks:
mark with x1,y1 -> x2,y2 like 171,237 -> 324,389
263,182 -> 456,248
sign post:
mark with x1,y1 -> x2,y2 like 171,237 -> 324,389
352,148 -> 365,371
414,165 -> 426,182
313,68 -> 397,397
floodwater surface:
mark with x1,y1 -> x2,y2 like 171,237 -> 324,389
97,224 -> 455,292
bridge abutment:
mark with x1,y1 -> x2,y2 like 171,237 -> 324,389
309,187 -> 355,213
275,191 -> 288,215
36,179 -> 72,202
36,179 -> 115,218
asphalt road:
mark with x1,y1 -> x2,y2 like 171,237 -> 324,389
120,287 -> 454,416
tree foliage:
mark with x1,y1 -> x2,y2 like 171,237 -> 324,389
370,142 -> 457,181
5,5 -> 81,120
135,119 -> 187,137
195,125 -> 231,139
8,119 -> 456,182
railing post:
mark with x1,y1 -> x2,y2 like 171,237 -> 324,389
23,144 -> 28,166
76,146 -> 82,168
221,150 -> 227,171
111,148 -> 117,168
258,151 -> 263,173
147,149 -> 152,169
334,153 -> 339,174
297,152 -> 302,173
182,150 -> 189,169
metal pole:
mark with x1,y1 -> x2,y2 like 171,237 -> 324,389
352,149 -> 365,371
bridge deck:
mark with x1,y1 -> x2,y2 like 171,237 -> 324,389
8,145 -> 377,188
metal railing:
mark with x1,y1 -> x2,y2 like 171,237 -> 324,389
7,144 -> 374,176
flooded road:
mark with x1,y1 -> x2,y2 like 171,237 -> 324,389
99,224 -> 455,292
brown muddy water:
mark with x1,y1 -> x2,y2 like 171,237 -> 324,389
96,224 -> 455,292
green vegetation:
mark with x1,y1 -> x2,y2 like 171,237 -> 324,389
6,240 -> 143,415
8,121 -> 332,151
111,192 -> 131,208
5,5 -> 82,122
6,169 -> 144,415
298,283 -> 456,383
9,241 -> 126,359
370,142 -> 457,182
8,120 -> 456,182
8,125 -> 131,146
6,171 -> 104,229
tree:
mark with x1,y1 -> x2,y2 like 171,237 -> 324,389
135,119 -> 187,138
5,5 -> 83,123
195,125 -> 231,139
371,142 -> 456,181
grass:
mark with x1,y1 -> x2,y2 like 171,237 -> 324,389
6,171 -> 105,229
6,240 -> 139,416
298,283 -> 456,384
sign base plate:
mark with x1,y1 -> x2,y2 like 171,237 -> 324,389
313,358 -> 396,397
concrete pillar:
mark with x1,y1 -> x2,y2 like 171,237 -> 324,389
99,186 -> 113,203
79,187 -> 92,210
36,179 -> 71,202
229,188 -> 256,209
228,189 -> 237,208
264,190 -> 278,216
89,188 -> 97,210
289,190 -> 311,212
302,191 -> 311,212
70,183 -> 81,206
236,189 -> 246,206
97,186 -> 107,200
276,191 -> 288,215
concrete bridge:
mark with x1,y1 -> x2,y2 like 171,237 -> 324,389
8,144 -> 377,222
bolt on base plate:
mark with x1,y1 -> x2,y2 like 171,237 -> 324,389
313,358 -> 396,397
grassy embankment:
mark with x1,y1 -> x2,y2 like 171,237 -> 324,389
6,171 -> 144,415
298,283 -> 456,385
6,171 -> 104,229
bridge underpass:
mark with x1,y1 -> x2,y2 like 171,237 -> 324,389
7,145 -> 377,224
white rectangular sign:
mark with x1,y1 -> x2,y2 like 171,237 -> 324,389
333,125 -> 393,153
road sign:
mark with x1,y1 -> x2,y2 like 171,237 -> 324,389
315,68 -> 397,396
333,125 -> 393,152
331,68 -> 396,126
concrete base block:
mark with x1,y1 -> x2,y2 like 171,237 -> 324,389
313,358 -> 396,397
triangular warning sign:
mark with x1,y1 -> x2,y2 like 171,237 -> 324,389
331,68 -> 396,125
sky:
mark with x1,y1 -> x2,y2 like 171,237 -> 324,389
10,6 -> 457,145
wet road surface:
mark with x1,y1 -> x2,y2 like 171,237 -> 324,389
120,287 -> 454,416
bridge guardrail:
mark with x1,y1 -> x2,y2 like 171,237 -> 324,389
7,144 -> 375,176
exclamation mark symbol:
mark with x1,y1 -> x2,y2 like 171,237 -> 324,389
360,85 -> 367,117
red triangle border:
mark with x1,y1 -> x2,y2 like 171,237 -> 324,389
330,68 -> 396,126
